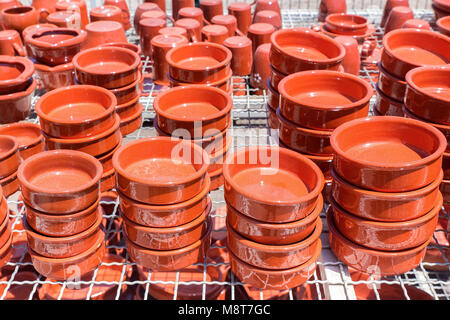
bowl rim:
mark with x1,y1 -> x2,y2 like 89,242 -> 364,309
276,107 -> 334,135
0,56 -> 35,88
405,65 -> 450,104
0,122 -> 42,149
25,197 -> 100,219
25,27 -> 87,49
437,15 -> 450,31
0,77 -> 37,101
0,135 -> 18,163
325,13 -> 368,29
402,105 -> 450,132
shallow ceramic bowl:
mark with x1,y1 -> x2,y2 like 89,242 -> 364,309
377,62 -> 407,102
0,56 -> 35,95
0,122 -> 44,160
374,84 -> 404,116
0,77 -> 37,124
0,135 -> 19,179
325,13 -> 368,35
330,116 -> 447,192
437,16 -> 450,36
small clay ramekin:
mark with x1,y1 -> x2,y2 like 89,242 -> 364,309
325,13 -> 368,35
34,62 -> 75,92
330,193 -> 441,251
269,28 -> 345,75
377,62 -> 407,102
277,108 -> 333,155
374,84 -> 404,117
404,65 -> 450,125
0,77 -> 37,124
36,85 -> 117,139
113,137 -> 210,205
73,46 -> 141,89
18,150 -> 103,214
223,146 -> 324,223
24,209 -> 103,258
0,135 -> 19,179
119,175 -> 211,228
166,42 -> 232,83
28,228 -> 105,281
327,209 -> 430,276
124,221 -> 211,271
331,116 -> 447,192
154,85 -> 232,139
109,72 -> 142,105
0,56 -> 35,94
0,122 -> 44,160
228,238 -> 321,290
227,194 -> 323,245
278,70 -> 372,130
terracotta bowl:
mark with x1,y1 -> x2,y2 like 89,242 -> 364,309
108,72 -> 142,105
269,27 -> 345,75
0,135 -> 19,179
330,194 -> 441,251
18,150 -> 103,214
277,108 -> 333,155
325,13 -> 368,35
228,238 -> 321,290
404,66 -> 450,125
374,84 -> 404,117
330,116 -> 447,192
0,56 -> 34,95
0,122 -> 44,161
168,69 -> 233,94
119,175 -> 211,228
437,16 -> 450,36
278,70 -> 372,130
35,85 -> 117,139
73,46 -> 140,89
112,137 -> 210,205
166,41 -> 232,84
327,209 -> 430,276
154,85 -> 232,139
377,62 -> 407,102
124,221 -> 211,271
100,41 -> 142,57
25,28 -> 87,67
0,77 -> 37,124
34,62 -> 75,92
381,28 -> 450,79
223,145 -> 324,223
28,228 -> 105,281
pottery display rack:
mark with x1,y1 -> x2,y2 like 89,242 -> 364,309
1,0 -> 449,300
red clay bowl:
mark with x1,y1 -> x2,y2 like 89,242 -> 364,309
404,66 -> 450,125
119,175 -> 211,228
18,150 -> 103,214
330,116 -> 447,192
25,199 -> 100,237
278,70 -> 372,130
432,2 -> 450,19
2,122 -> 43,158
223,145 -> 324,223
109,72 -> 142,105
374,84 -> 404,117
25,28 -> 87,67
437,16 -> 450,36
277,108 -> 333,155
36,85 -> 117,139
325,13 -> 368,35
154,85 -> 232,139
0,56 -> 35,95
124,221 -> 211,271
331,168 -> 443,222
73,46 -> 141,89
166,41 -> 232,84
269,27 -> 345,75
228,238 -> 321,290
330,193 -> 441,251
24,209 -> 103,258
0,135 -> 19,179
28,228 -> 105,281
168,69 -> 233,94
0,77 -> 37,124
43,114 -> 122,157
227,194 -> 322,245
327,208 -> 431,276
113,137 -> 210,205
34,62 -> 75,92
381,28 -> 450,79
377,62 -> 407,102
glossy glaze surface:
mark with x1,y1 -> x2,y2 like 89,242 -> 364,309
0,78 -> 37,124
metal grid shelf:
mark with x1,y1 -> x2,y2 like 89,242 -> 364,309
0,5 -> 449,300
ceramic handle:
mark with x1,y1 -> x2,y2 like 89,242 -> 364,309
38,8 -> 50,23
12,42 -> 26,57
186,28 -> 198,43
235,28 -> 244,37
202,17 -> 210,25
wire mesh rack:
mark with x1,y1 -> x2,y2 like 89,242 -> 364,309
0,0 -> 448,300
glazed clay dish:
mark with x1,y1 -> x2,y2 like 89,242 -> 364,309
330,116 -> 447,192
278,70 -> 372,130
0,122 -> 44,160
113,137 -> 209,205
154,85 -> 232,139
0,56 -> 35,95
0,135 -> 19,179
325,13 -> 368,35
17,150 -> 103,214
223,146 -> 324,223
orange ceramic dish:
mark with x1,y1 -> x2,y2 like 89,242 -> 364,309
0,135 -> 19,179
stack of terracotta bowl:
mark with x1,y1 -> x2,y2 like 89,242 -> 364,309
166,42 -> 233,94
375,28 -> 450,117
0,56 -> 36,124
112,137 -> 212,271
72,46 -> 143,136
35,85 -> 121,193
432,0 -> 450,19
276,70 -> 372,202
0,135 -> 20,198
0,122 -> 45,161
24,27 -> 87,92
153,85 -> 232,190
17,150 -> 106,281
0,184 -> 12,270
328,116 -> 446,276
320,13 -> 376,44
223,146 -> 324,290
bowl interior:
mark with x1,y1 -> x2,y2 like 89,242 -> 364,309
0,62 -> 25,81
409,68 -> 450,101
31,29 -> 79,45
76,48 -> 137,73
0,124 -> 41,148
0,136 -> 15,157
4,6 -> 33,14
169,44 -> 229,69
438,16 -> 450,29
327,14 -> 367,28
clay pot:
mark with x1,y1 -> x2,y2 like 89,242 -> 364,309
178,7 -> 204,26
73,46 -> 140,89
113,137 -> 209,205
384,6 -> 414,35
55,0 -> 89,29
0,122 -> 44,160
228,2 -> 251,35
1,6 -> 40,34
83,21 -> 127,49
247,22 -> 274,54
402,19 -> 431,30
103,0 -> 130,31
133,2 -> 161,33
250,42 -> 270,90
201,24 -> 228,44
46,10 -> 81,28
331,116 -> 447,192
200,0 -> 223,22
211,14 -> 237,37
334,36 -> 360,75
381,29 -> 450,79
270,28 -> 345,75
278,70 -> 372,130
172,0 -> 194,19
18,149 -> 102,214
377,61 -> 406,102
174,18 -> 201,42
223,146 -> 324,223
0,135 -> 18,179
89,5 -> 122,24
223,36 -> 252,76
254,10 -> 281,30
0,56 -> 34,95
139,17 -> 166,56
0,77 -> 37,124
318,0 -> 346,22
325,13 -> 367,35
381,0 -> 410,27
0,30 -> 26,56
437,16 -> 450,36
